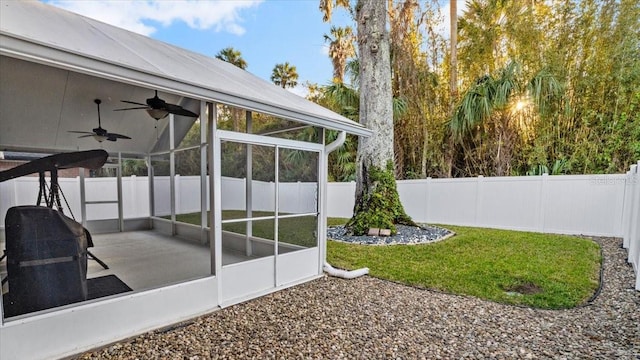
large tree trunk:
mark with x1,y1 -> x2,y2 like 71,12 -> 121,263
347,0 -> 414,235
355,0 -> 393,170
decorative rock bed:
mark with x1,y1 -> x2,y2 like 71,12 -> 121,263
327,224 -> 453,245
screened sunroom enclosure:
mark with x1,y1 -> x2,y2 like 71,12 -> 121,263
144,104 -> 329,305
0,2 -> 370,359
0,82 -> 360,360
217,128 -> 324,303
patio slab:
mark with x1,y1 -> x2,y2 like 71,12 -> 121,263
1,230 -> 253,298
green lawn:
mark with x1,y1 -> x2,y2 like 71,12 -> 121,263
327,220 -> 601,309
173,211 -> 317,247
172,213 -> 601,309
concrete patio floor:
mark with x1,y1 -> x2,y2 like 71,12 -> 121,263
87,231 -> 220,291
1,230 -> 254,302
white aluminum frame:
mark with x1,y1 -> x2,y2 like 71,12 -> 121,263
214,128 -> 325,306
80,158 -> 123,231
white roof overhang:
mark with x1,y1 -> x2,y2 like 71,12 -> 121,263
0,1 -> 371,157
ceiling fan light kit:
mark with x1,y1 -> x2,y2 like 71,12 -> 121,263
146,108 -> 170,120
91,134 -> 109,142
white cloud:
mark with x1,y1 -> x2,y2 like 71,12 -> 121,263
47,0 -> 263,36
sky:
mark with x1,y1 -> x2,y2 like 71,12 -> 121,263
44,0 -> 463,97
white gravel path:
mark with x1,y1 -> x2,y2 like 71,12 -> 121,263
75,237 -> 639,359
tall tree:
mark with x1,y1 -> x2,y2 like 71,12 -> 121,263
450,0 -> 458,103
216,47 -> 248,131
442,0 -> 459,178
389,0 -> 423,178
215,47 -> 248,69
313,0 -> 639,179
321,0 -> 414,235
271,62 -> 299,89
321,70 -> 411,182
324,25 -> 356,83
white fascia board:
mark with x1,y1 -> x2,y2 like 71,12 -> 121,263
0,35 -> 373,139
217,130 -> 324,152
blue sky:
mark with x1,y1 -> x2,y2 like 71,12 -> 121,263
44,0 -> 459,96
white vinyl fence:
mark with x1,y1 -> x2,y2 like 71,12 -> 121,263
0,176 -> 317,222
328,166 -> 640,290
622,162 -> 640,290
329,174 -> 628,236
1,167 -> 639,289
0,176 -> 150,222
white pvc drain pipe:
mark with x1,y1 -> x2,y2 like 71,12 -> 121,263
323,262 -> 369,279
323,131 -> 369,280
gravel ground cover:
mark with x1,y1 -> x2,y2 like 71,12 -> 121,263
75,237 -> 639,359
327,224 -> 453,245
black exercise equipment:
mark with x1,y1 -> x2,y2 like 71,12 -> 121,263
1,150 -> 109,316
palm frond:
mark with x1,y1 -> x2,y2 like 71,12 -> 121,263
346,58 -> 360,87
393,97 -> 408,119
450,74 -> 495,139
528,67 -> 564,116
323,82 -> 359,110
494,61 -> 521,108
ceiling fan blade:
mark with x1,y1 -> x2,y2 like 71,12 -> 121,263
120,100 -> 147,106
77,134 -> 94,138
121,91 -> 197,120
165,103 -> 198,117
68,130 -> 94,135
114,106 -> 149,111
108,133 -> 131,140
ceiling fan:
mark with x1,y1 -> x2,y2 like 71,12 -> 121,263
69,99 -> 131,142
114,90 -> 198,120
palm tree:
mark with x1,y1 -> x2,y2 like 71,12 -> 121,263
324,26 -> 356,83
216,47 -> 248,131
450,61 -> 563,176
215,47 -> 248,69
271,62 -> 299,89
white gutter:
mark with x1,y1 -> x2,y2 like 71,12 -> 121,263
325,130 -> 347,153
323,131 -> 370,279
